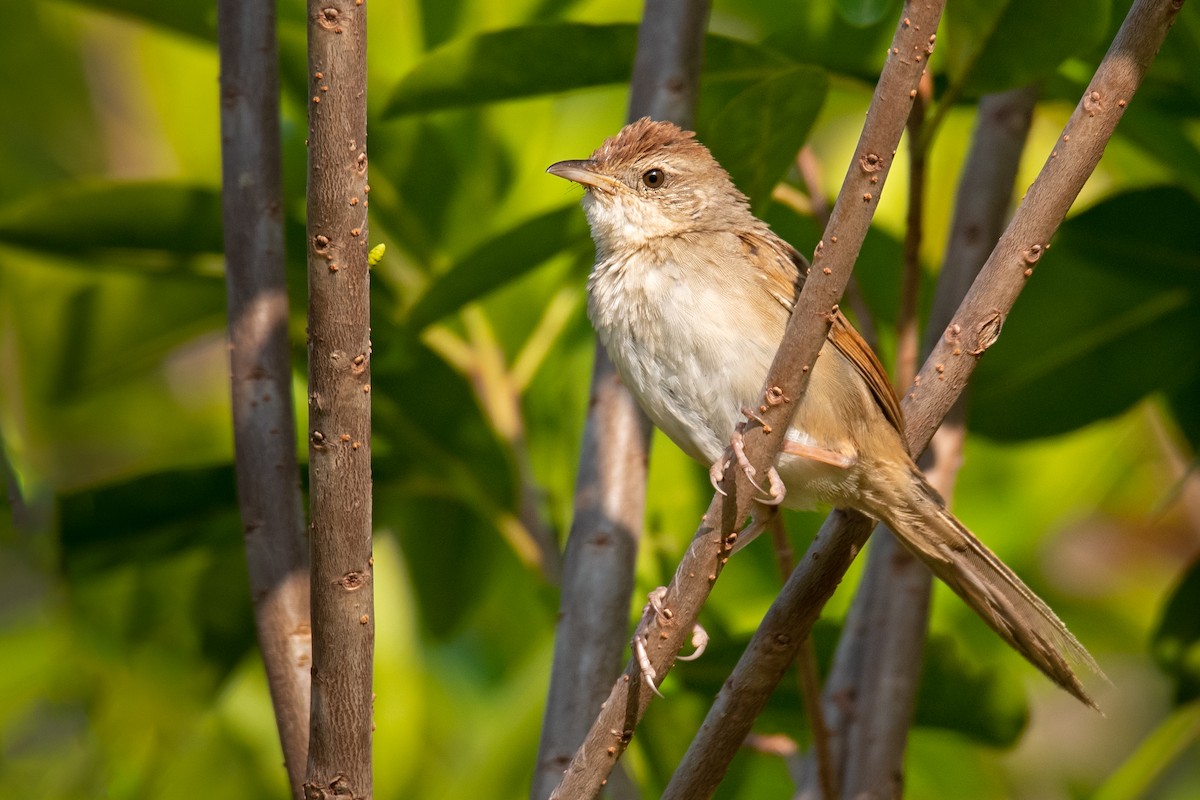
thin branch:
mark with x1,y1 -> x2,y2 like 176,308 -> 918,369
532,1 -> 711,796
791,147 -> 878,350
767,515 -> 837,800
666,1 -> 1182,793
303,0 -> 373,796
550,4 -> 944,797
216,2 -> 311,796
895,70 -> 931,394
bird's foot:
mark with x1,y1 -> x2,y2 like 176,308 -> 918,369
709,426 -> 787,505
633,587 -> 708,697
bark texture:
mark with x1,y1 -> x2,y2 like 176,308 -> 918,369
216,1 -> 312,795
532,3 -> 711,797
304,1 -> 374,797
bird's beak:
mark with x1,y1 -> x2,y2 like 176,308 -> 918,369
546,159 -> 621,191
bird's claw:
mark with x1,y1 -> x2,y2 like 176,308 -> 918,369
731,429 -> 787,506
634,588 -> 707,697
634,635 -> 664,698
676,623 -> 709,662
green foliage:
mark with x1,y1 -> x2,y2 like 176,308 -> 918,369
703,66 -> 829,213
971,188 -> 1200,440
4,0 -> 1200,797
1154,558 -> 1200,704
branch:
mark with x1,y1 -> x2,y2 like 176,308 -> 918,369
216,2 -> 311,795
532,1 -> 711,797
814,86 -> 1038,800
666,0 -> 1182,794
549,3 -> 944,797
303,1 -> 373,796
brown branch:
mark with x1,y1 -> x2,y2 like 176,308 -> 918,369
795,85 -> 1040,800
549,4 -> 943,797
895,71 -> 932,394
532,1 -> 711,797
303,1 -> 373,797
217,2 -> 312,795
664,1 -> 1181,794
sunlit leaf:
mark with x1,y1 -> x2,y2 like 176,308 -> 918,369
383,24 -> 793,117
970,188 -> 1200,440
404,206 -> 588,330
1093,701 -> 1200,800
704,65 -> 829,212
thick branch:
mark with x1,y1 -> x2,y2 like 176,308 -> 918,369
216,2 -> 312,796
549,4 -> 943,797
666,1 -> 1181,794
795,85 -> 1040,800
532,2 -> 710,798
304,1 -> 373,797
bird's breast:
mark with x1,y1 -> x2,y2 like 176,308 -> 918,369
587,249 -> 778,464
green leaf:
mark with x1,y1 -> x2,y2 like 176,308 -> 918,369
60,465 -> 241,575
61,0 -> 218,40
703,66 -> 829,213
970,188 -> 1200,441
1093,701 -> 1200,800
1153,558 -> 1200,704
834,0 -> 899,27
405,205 -> 588,330
0,182 -> 224,258
383,24 -> 793,117
676,622 -> 1026,746
943,0 -> 1111,96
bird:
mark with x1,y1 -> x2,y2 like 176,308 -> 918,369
546,117 -> 1102,708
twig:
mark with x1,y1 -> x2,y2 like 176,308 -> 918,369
303,0 -> 374,796
767,516 -> 837,800
895,71 -> 932,394
792,147 -> 878,350
216,2 -> 312,796
665,2 -> 1181,795
531,1 -> 711,797
550,4 -> 943,797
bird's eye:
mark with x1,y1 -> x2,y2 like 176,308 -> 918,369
642,168 -> 666,189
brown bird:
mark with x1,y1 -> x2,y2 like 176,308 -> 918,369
547,117 -> 1102,708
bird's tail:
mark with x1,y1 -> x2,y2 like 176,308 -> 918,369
863,459 -> 1105,709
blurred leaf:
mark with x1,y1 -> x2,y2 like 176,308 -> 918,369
913,634 -> 1028,746
62,0 -> 218,40
970,188 -> 1200,441
763,5 -> 895,83
384,24 -> 793,117
0,182 -> 224,258
703,65 -> 829,212
1093,700 -> 1200,800
405,205 -> 588,329
943,0 -> 1110,96
834,0 -> 899,27
1153,558 -> 1200,704
385,493 -> 499,637
59,464 -> 240,576
677,622 -> 1026,746
1166,373 -> 1200,453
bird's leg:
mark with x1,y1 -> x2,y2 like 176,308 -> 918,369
709,411 -> 788,505
778,438 -> 857,468
633,587 -> 708,697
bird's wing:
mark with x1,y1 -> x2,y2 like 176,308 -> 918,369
740,228 -> 905,437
